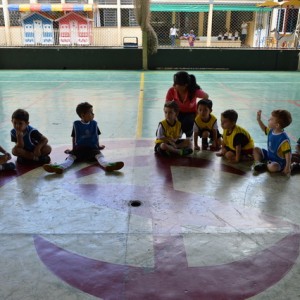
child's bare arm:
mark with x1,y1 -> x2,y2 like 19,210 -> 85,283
234,144 -> 242,163
211,129 -> 218,147
283,152 -> 291,175
15,131 -> 25,149
257,110 -> 267,133
194,132 -> 200,150
33,135 -> 48,157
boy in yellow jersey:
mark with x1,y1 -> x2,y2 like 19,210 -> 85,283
193,99 -> 222,151
155,101 -> 193,156
253,109 -> 292,175
216,109 -> 254,163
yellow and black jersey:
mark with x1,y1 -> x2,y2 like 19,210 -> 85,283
223,125 -> 254,151
155,119 -> 182,144
194,114 -> 217,131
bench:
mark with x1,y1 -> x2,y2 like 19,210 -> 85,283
179,37 -> 241,48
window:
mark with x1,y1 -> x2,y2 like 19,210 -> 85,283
97,0 -> 117,4
0,9 -> 4,26
277,8 -> 298,33
121,9 -> 138,26
121,0 -> 133,4
95,8 -> 117,26
9,11 -> 22,26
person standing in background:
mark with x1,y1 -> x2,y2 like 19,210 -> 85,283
240,21 -> 248,45
169,24 -> 178,47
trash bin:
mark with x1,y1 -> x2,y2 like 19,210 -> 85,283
123,37 -> 138,48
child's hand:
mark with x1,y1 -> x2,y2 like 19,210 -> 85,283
16,131 -> 23,138
216,150 -> 224,157
282,166 -> 291,176
33,147 -> 41,157
257,110 -> 262,121
5,153 -> 12,160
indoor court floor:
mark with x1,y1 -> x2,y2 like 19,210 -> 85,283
1,70 -> 300,300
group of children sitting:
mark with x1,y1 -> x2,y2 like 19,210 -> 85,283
154,99 -> 300,176
0,103 -> 124,174
0,99 -> 299,176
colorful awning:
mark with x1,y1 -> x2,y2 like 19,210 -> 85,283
150,4 -> 272,12
8,4 -> 93,12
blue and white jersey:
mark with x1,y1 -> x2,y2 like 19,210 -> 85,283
11,125 -> 43,152
72,120 -> 100,149
267,129 -> 290,164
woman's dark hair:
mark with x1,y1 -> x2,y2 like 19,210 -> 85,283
173,71 -> 200,101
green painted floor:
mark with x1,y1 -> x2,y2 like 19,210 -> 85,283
1,70 -> 300,300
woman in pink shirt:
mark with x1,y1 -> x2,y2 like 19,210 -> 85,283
166,71 -> 209,138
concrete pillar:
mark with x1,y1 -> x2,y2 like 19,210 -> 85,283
2,0 -> 11,46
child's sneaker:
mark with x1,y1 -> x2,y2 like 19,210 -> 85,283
180,148 -> 193,156
253,162 -> 267,172
291,162 -> 300,173
2,162 -> 16,171
43,164 -> 64,174
202,143 -> 209,150
105,161 -> 124,172
39,155 -> 51,164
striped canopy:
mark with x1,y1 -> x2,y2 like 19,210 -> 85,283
8,4 -> 93,12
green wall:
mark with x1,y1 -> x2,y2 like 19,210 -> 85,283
0,48 -> 299,71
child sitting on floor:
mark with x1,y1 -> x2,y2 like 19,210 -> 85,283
193,99 -> 222,151
253,109 -> 292,175
11,109 -> 51,164
0,145 -> 15,171
155,101 -> 193,157
43,102 -> 124,174
216,109 -> 254,163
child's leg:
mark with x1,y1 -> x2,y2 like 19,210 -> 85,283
224,150 -> 235,161
95,152 -> 124,172
159,142 -> 192,156
253,148 -> 268,172
40,144 -> 52,156
253,147 -> 263,162
12,146 -> 50,163
176,139 -> 192,150
43,154 -> 76,174
267,161 -> 281,173
201,131 -> 210,150
12,146 -> 35,160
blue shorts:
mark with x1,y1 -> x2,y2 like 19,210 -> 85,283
261,148 -> 285,170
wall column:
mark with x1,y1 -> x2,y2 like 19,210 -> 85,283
226,11 -> 231,31
2,0 -> 11,46
198,12 -> 204,36
207,3 -> 213,46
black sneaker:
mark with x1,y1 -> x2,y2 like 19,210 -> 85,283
291,163 -> 300,173
17,157 -> 30,164
253,162 -> 267,172
38,155 -> 51,164
2,162 -> 16,171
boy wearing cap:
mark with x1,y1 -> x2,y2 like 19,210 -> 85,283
193,99 -> 222,151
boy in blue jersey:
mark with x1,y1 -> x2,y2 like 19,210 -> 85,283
11,109 -> 51,164
253,109 -> 292,175
155,101 -> 193,156
43,102 -> 124,174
